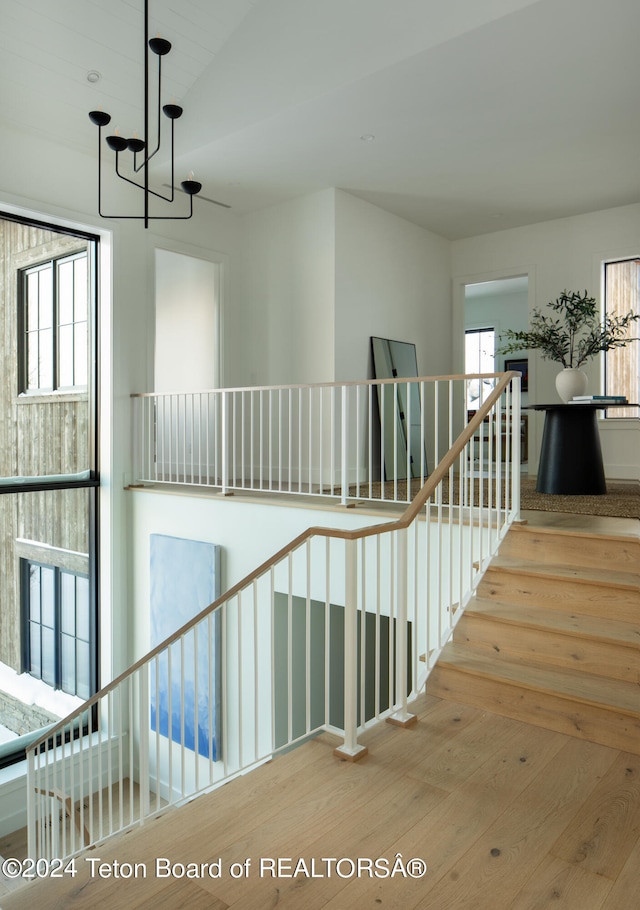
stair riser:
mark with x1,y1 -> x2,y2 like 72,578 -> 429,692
454,615 -> 640,684
477,570 -> 639,623
428,665 -> 640,755
499,530 -> 640,574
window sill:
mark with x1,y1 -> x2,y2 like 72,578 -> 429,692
16,391 -> 88,405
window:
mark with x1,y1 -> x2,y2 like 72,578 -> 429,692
22,560 -> 93,700
0,213 -> 99,767
465,327 -> 496,410
604,259 -> 640,417
21,250 -> 88,393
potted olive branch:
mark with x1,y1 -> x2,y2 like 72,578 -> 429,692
496,289 -> 640,401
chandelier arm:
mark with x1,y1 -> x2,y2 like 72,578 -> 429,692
114,157 -> 175,202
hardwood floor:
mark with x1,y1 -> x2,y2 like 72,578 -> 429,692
2,691 -> 639,910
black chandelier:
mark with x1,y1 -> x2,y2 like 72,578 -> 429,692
88,0 -> 201,228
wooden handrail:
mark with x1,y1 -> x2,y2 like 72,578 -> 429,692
130,371 -> 510,398
33,372 -> 518,750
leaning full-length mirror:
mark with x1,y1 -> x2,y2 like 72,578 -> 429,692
371,336 -> 426,481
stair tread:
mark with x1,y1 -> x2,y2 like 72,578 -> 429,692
488,555 -> 640,588
436,642 -> 640,716
466,597 -> 640,648
511,516 -> 640,544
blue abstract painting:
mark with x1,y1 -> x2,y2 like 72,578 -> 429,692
149,534 -> 221,760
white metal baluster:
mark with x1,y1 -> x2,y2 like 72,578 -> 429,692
253,581 -> 260,761
298,387 -> 303,493
180,637 -> 186,798
405,382 -> 411,502
341,384 -> 348,505
359,537 -> 366,726
221,391 -> 228,495
330,386 -> 336,496
368,384 -> 373,500
154,655 -> 161,812
355,385 -> 361,499
393,381 -> 398,501
221,602 -> 229,778
237,593 -> 243,767
269,390 -> 273,491
194,627 -> 200,793
434,381 -> 440,503
306,540 -> 311,734
380,383 -> 386,501
138,668 -> 150,822
107,691 -> 113,834
259,390 -> 264,491
289,387 -> 293,492
308,387 -> 313,494
27,748 -> 36,861
287,556 -> 293,744
324,538 -> 331,727
278,389 -> 283,490
241,391 -> 246,490
270,570 -> 276,751
511,379 -> 521,520
208,614 -> 214,784
420,380 -> 426,483
129,677 -> 135,826
250,389 -> 255,492
319,388 -> 324,495
190,393 -> 195,483
375,535 -> 381,718
167,646 -> 173,803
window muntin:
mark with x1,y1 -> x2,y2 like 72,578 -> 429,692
21,250 -> 88,393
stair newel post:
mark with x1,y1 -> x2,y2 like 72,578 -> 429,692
387,527 -> 417,728
334,538 -> 368,761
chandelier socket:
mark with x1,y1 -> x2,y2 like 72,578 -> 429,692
89,110 -> 111,127
149,36 -> 171,55
163,103 -> 183,120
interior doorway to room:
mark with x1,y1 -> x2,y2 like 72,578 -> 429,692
154,250 -> 220,483
464,276 -> 529,473
154,250 -> 219,393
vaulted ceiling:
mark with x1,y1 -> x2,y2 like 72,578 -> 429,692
3,0 -> 639,238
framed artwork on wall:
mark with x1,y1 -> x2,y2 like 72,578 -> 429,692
504,358 -> 528,392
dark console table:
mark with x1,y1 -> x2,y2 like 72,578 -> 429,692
526,403 -> 616,495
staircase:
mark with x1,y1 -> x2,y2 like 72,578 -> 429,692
428,517 -> 640,754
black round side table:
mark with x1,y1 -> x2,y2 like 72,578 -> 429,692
527,403 -> 607,495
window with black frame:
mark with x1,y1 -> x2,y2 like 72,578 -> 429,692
20,251 -> 88,394
0,213 -> 99,768
604,258 -> 640,419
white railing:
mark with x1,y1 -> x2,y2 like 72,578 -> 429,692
28,374 -> 520,860
131,373 -> 518,504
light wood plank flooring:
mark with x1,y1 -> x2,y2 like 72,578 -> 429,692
2,691 -> 639,910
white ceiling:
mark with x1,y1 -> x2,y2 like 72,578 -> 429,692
2,0 -> 639,238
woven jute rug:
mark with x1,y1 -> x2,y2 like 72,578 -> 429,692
343,476 -> 640,520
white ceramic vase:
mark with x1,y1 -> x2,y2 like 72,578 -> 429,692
555,367 -> 588,402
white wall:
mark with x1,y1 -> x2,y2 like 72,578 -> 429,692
237,189 -> 336,386
452,203 -> 640,479
334,190 -> 452,382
